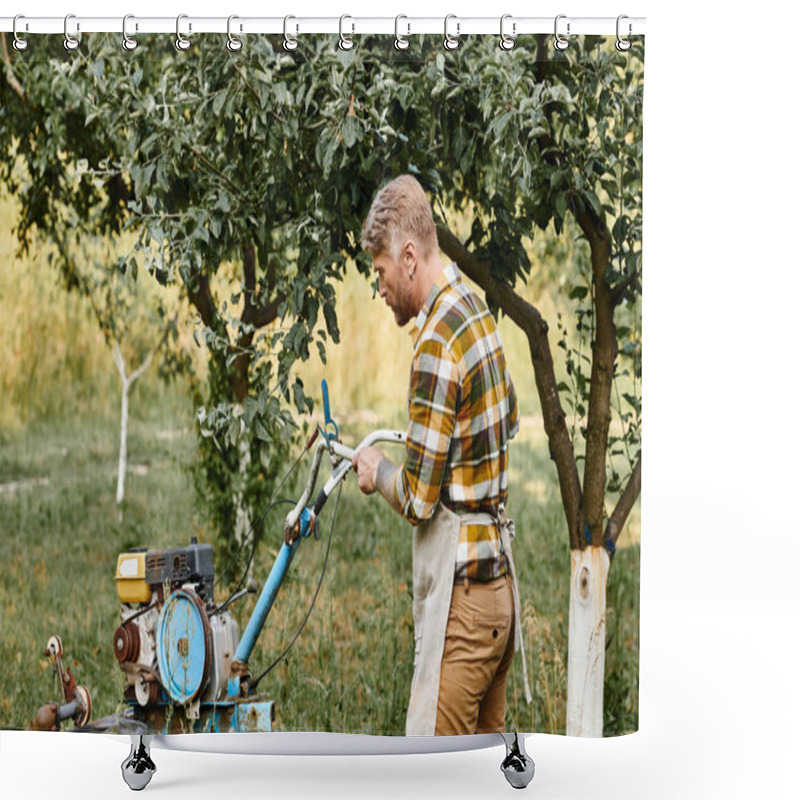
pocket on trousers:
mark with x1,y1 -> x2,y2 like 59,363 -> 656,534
467,583 -> 513,633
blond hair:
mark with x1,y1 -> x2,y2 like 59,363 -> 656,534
361,175 -> 438,260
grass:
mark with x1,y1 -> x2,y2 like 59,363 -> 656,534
0,400 -> 200,728
0,404 -> 639,736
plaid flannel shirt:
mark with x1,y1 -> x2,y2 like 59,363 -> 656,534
394,264 -> 519,581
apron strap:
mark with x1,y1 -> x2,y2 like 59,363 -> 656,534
455,504 -> 532,705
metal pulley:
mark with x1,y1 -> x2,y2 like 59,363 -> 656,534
155,587 -> 213,705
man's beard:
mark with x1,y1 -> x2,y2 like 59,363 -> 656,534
392,281 -> 415,327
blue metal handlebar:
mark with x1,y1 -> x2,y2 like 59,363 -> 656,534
228,382 -> 406,695
232,508 -> 313,668
321,379 -> 339,441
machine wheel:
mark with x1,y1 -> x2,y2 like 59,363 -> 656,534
74,685 -> 92,727
155,587 -> 212,705
500,733 -> 535,790
121,735 -> 156,791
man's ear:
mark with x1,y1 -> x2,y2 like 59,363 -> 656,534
402,240 -> 418,272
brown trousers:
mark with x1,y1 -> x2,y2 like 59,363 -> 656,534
435,573 -> 515,735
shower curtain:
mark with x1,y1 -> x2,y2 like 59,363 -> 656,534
0,24 -> 643,741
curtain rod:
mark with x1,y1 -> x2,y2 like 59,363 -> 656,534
1,16 -> 646,37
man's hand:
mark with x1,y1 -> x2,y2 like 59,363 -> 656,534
352,446 -> 384,495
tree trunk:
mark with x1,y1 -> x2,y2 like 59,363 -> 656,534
116,379 -> 130,506
566,546 -> 610,736
111,338 -> 165,511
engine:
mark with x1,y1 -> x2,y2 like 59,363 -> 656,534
114,538 -> 239,709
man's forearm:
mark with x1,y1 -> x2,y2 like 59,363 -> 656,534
376,457 -> 402,514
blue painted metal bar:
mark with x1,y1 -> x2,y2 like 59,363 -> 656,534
233,509 -> 311,665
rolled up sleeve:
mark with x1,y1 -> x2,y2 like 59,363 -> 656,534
395,335 -> 459,525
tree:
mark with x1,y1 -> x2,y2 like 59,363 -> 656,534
1,32 -> 642,731
417,36 -> 643,735
62,235 -> 177,512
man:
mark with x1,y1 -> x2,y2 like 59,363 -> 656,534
352,175 -> 530,736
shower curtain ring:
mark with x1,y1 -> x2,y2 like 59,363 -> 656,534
175,14 -> 191,51
499,14 -> 516,51
63,14 -> 80,51
12,15 -> 29,51
339,15 -> 355,50
394,15 -> 410,51
122,15 -> 138,51
227,15 -> 243,52
283,16 -> 298,51
553,14 -> 570,51
616,15 -> 632,51
444,14 -> 460,51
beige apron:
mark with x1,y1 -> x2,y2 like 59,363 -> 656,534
405,503 -> 532,736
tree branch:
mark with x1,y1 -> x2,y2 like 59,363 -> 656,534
186,145 -> 244,200
242,243 -> 257,315
1,34 -> 27,103
605,453 -> 641,545
111,341 -> 127,383
243,301 -> 282,330
436,224 -> 584,549
128,321 -> 173,385
241,245 -> 282,330
187,271 -> 224,337
232,245 -> 284,404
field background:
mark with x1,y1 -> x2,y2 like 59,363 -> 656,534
0,180 -> 639,736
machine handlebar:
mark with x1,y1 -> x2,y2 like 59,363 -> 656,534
284,428 -> 406,535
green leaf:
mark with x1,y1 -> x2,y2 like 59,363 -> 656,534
493,110 -> 514,140
212,89 -> 227,116
323,135 -> 339,177
215,193 -> 231,214
612,215 -> 629,244
323,302 -> 340,344
253,416 -> 271,442
342,115 -> 360,149
584,190 -> 603,220
569,286 -> 589,301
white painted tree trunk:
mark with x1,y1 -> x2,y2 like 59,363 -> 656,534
566,545 -> 611,737
116,379 -> 131,505
112,340 -> 159,510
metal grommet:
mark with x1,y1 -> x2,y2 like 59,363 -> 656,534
175,14 -> 191,51
339,15 -> 354,51
499,14 -> 516,51
227,15 -> 243,52
63,13 -> 80,51
394,14 -> 410,51
122,14 -> 138,51
283,15 -> 298,51
444,14 -> 460,51
553,14 -> 570,52
616,15 -> 632,51
12,15 -> 29,51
